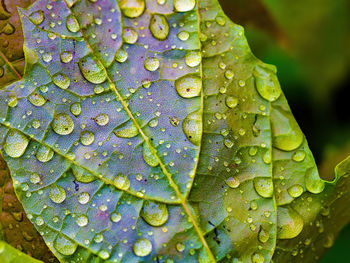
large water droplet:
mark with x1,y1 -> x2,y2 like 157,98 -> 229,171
30,173 -> 41,184
52,113 -> 74,135
78,192 -> 90,204
143,143 -> 159,167
123,27 -> 138,44
254,64 -> 281,102
98,250 -> 110,259
254,178 -> 273,198
141,201 -> 168,226
110,212 -> 122,223
116,49 -> 128,63
113,174 -> 130,190
133,238 -> 152,257
114,121 -> 139,138
70,102 -> 81,116
185,51 -> 201,68
76,215 -> 88,227
277,207 -> 303,239
305,168 -> 325,194
79,56 -> 107,84
66,15 -> 80,33
150,14 -> 169,40
72,167 -> 95,183
225,176 -> 240,188
120,0 -> 145,18
94,113 -> 109,126
4,130 -> 29,158
175,74 -> 202,98
174,0 -> 195,12
29,93 -> 46,106
287,184 -> 304,198
36,145 -> 54,162
182,110 -> 202,146
292,150 -> 306,162
29,10 -> 45,25
54,235 -> 77,256
52,73 -> 70,90
258,229 -> 270,243
144,57 -> 160,72
49,185 -> 66,204
60,51 -> 73,63
80,131 -> 95,146
271,107 -> 304,151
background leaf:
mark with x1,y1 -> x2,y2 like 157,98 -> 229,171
0,240 -> 43,263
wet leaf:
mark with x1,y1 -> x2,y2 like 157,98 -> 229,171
0,240 -> 43,263
0,0 -> 348,262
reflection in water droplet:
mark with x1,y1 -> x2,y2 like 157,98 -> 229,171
175,75 -> 202,98
254,64 -> 281,102
52,113 -> 74,135
225,176 -> 240,188
66,15 -> 80,33
176,242 -> 185,252
113,174 -> 130,190
185,51 -> 201,68
79,56 -> 107,84
150,14 -> 169,40
4,130 -> 29,158
76,215 -> 88,227
29,10 -> 45,25
292,150 -> 306,162
30,173 -> 41,184
123,27 -> 138,44
28,93 -> 46,106
226,96 -> 238,108
49,185 -> 66,204
287,184 -> 304,198
116,49 -> 128,63
111,212 -> 122,223
70,102 -> 81,116
141,201 -> 168,226
182,110 -> 202,146
54,235 -> 77,256
178,31 -> 189,41
143,143 -> 159,167
78,192 -> 90,204
254,178 -> 273,198
174,0 -> 195,12
36,145 -> 54,162
120,0 -> 145,18
52,73 -> 70,90
80,131 -> 95,146
94,113 -> 109,126
258,229 -> 269,243
144,57 -> 160,72
60,51 -> 73,63
114,121 -> 139,138
98,250 -> 110,259
133,238 -> 152,257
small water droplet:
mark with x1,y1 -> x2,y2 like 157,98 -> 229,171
182,110 -> 202,146
254,64 -> 281,102
258,229 -> 269,243
144,57 -> 160,72
178,31 -> 189,41
120,0 -> 145,18
176,242 -> 185,252
292,150 -> 306,162
143,143 -> 159,167
49,185 -> 66,204
36,145 -> 54,162
113,174 -> 130,190
76,215 -> 88,227
60,51 -> 73,63
30,173 -> 41,184
254,178 -> 273,198
185,51 -> 201,68
225,176 -> 240,188
123,27 -> 138,44
98,250 -> 110,259
66,15 -> 80,33
225,96 -> 238,108
150,14 -> 169,40
277,207 -> 303,239
80,131 -> 95,146
251,253 -> 264,263
29,10 -> 45,25
94,113 -> 109,126
28,93 -> 46,106
111,212 -> 122,223
4,130 -> 29,158
175,74 -> 201,98
305,168 -> 325,194
79,56 -> 107,84
52,73 -> 70,89
141,201 -> 168,226
174,0 -> 195,12
115,49 -> 128,63
54,234 -> 77,255
70,102 -> 81,116
72,167 -> 95,183
78,192 -> 90,204
52,113 -> 74,135
114,121 -> 139,138
287,184 -> 304,198
133,238 -> 152,257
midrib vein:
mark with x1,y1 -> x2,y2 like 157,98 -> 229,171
62,1 -> 216,261
0,50 -> 22,81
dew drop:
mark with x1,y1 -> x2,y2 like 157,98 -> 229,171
49,185 -> 66,204
225,176 -> 240,188
60,51 -> 73,63
94,113 -> 109,126
54,235 -> 77,256
28,93 -> 46,106
150,14 -> 169,40
225,96 -> 238,108
254,64 -> 281,102
251,253 -> 264,263
42,52 -> 52,63
141,201 -> 168,227
133,238 -> 152,257
144,57 -> 160,72
253,178 -> 273,198
52,73 -> 70,90
94,233 -> 104,243
113,174 -> 130,190
70,102 -> 81,116
76,215 -> 88,227
185,51 -> 201,68
66,15 -> 80,33
224,70 -> 234,80
52,113 -> 74,135
176,242 -> 185,252
143,143 -> 159,167
174,0 -> 195,12
7,96 -> 17,107
79,56 -> 107,84
175,74 -> 202,98
178,31 -> 189,41
78,192 -> 90,204
36,145 -> 54,162
111,212 -> 122,223
30,173 -> 41,184
120,0 -> 145,18
287,184 -> 304,198
114,121 -> 139,138
258,229 -> 269,243
305,168 -> 325,194
80,131 -> 95,146
98,250 -> 110,259
4,130 -> 29,158
72,167 -> 96,183
292,150 -> 306,162
116,49 -> 128,63
277,207 -> 303,239
182,110 -> 202,146
123,27 -> 138,44
29,10 -> 45,25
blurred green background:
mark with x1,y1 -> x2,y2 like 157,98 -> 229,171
218,0 -> 350,261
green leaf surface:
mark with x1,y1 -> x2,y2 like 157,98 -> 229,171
0,240 -> 43,263
0,0 -> 347,262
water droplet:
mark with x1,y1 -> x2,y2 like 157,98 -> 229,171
254,178 -> 273,198
79,56 -> 107,84
28,93 -> 46,106
277,207 -> 303,239
175,74 -> 201,98
42,52 -> 52,63
141,201 -> 168,226
4,130 -> 29,158
123,27 -> 138,44
144,57 -> 160,72
178,31 -> 189,41
66,15 -> 80,33
35,216 -> 44,226
215,16 -> 226,26
249,146 -> 258,156
36,147 -> 54,165
70,102 -> 81,116
54,235 -> 77,255
224,70 -> 234,80
52,113 -> 74,135
94,233 -> 104,243
148,118 -> 158,127
271,107 -> 304,151
133,238 -> 152,257
79,131 -> 95,146
185,51 -> 201,68
225,96 -> 238,108
98,250 -> 110,259
60,51 -> 73,63
7,96 -> 17,107
78,192 -> 90,204
254,64 -> 281,102
72,167 -> 95,183
114,121 -> 139,138
120,0 -> 145,18
176,242 -> 185,252
29,10 -> 45,25
94,113 -> 109,126
292,150 -> 306,162
287,184 -> 304,198
225,176 -> 240,188
182,110 -> 202,146
30,173 -> 41,184
113,174 -> 130,190
52,73 -> 70,89
305,168 -> 325,194
174,0 -> 195,12
49,185 -> 66,204
258,229 -> 269,243
251,253 -> 264,263
111,212 -> 122,223
76,215 -> 88,227
150,14 -> 169,40
143,143 -> 159,167
323,234 -> 334,248
116,49 -> 128,63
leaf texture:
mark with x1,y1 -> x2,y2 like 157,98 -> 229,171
0,0 -> 346,262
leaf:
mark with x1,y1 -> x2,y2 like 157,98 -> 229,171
0,240 -> 43,263
0,156 -> 59,262
0,0 -> 347,262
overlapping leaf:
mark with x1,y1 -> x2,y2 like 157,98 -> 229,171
0,0 -> 347,262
